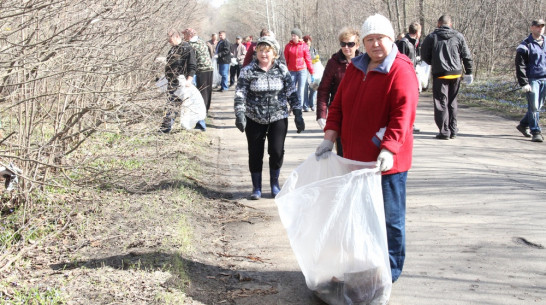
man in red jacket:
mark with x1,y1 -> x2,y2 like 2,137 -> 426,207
315,14 -> 418,283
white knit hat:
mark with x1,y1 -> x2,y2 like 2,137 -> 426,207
360,14 -> 395,41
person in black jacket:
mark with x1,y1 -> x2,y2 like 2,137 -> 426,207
160,29 -> 197,133
421,15 -> 473,140
396,22 -> 421,67
234,36 -> 304,200
215,31 -> 231,92
396,21 -> 422,134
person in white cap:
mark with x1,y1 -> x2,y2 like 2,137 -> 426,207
315,13 -> 418,283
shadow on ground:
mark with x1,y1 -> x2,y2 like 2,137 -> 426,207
50,251 -> 323,304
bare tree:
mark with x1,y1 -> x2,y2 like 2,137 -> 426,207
0,0 -> 207,201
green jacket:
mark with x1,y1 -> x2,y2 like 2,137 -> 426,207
188,37 -> 213,73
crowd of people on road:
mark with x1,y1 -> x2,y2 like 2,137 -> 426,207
158,13 -> 545,291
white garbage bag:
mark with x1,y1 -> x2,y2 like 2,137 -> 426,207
0,162 -> 22,191
309,61 -> 325,91
174,76 -> 206,130
155,76 -> 168,93
275,153 -> 392,305
415,60 -> 431,91
212,57 -> 221,87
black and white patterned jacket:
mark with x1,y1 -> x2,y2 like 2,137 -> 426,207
234,60 -> 300,125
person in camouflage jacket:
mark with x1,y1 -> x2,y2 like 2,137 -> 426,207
184,28 -> 213,114
234,36 -> 304,200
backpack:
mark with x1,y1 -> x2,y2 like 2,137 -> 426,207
395,37 -> 416,66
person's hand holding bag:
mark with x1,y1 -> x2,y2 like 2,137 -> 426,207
293,109 -> 305,133
377,149 -> 394,172
315,139 -> 334,159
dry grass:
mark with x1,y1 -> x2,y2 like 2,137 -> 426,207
0,119 -> 220,303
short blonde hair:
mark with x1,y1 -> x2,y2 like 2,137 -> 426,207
338,26 -> 360,42
256,44 -> 279,59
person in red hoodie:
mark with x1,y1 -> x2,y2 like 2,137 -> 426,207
315,14 -> 418,283
284,28 -> 314,108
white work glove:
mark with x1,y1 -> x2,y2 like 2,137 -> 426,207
315,139 -> 334,159
377,149 -> 394,172
317,118 -> 326,130
522,84 -> 532,93
463,74 -> 473,85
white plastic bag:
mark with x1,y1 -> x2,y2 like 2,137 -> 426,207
174,76 -> 206,130
415,60 -> 431,91
212,57 -> 221,87
309,61 -> 325,91
155,76 -> 168,93
275,153 -> 392,305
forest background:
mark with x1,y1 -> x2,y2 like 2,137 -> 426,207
0,0 -> 542,302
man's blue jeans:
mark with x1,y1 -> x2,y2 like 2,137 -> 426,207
382,171 -> 407,282
520,78 -> 546,133
218,63 -> 230,90
304,80 -> 316,110
290,69 -> 308,107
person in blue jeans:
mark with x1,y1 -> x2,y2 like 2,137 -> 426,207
515,18 -> 546,143
303,35 -> 319,112
315,14 -> 419,283
284,28 -> 314,109
215,31 -> 231,92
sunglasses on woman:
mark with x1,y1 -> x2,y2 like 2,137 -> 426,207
340,41 -> 356,48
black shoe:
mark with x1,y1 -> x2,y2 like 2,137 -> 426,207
450,134 -> 457,139
158,128 -> 171,134
413,126 -> 421,133
516,124 -> 532,137
435,134 -> 449,140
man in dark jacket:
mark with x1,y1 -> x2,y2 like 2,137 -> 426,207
421,15 -> 473,140
515,18 -> 546,142
215,31 -> 231,92
396,22 -> 421,67
161,29 -> 197,133
396,21 -> 422,133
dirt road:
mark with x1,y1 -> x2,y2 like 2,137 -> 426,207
197,87 -> 546,305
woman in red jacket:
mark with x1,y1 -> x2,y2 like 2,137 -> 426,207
284,28 -> 314,109
316,27 -> 361,156
315,14 -> 418,284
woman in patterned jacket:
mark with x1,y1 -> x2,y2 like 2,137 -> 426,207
234,36 -> 305,200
